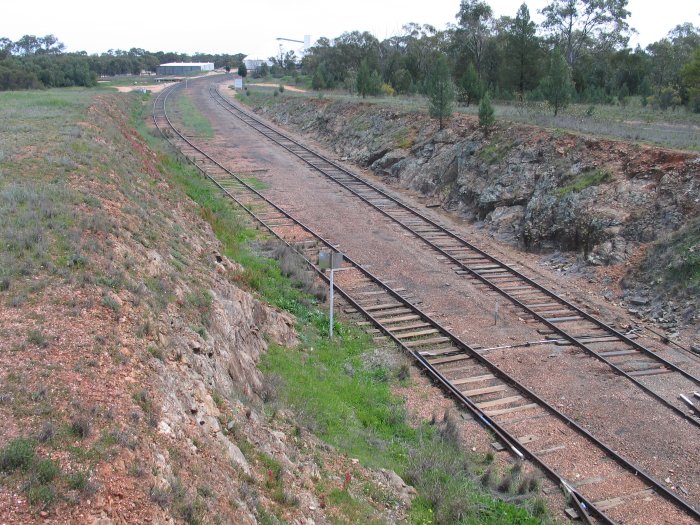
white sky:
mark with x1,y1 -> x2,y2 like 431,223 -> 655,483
2,0 -> 698,59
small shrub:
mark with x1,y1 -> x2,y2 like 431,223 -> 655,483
133,389 -> 158,427
129,462 -> 146,477
34,458 -> 61,484
211,391 -> 225,410
27,329 -> 49,348
136,320 -> 153,338
67,469 -> 90,490
259,374 -> 284,403
37,422 -> 55,443
478,93 -> 495,136
395,364 -> 410,382
517,474 -> 540,495
148,345 -> 163,361
197,485 -> 214,498
381,83 -> 395,97
278,84 -> 284,93
70,416 -> 91,439
68,253 -> 87,269
531,496 -> 548,517
27,484 -> 55,506
101,293 -> 121,313
480,466 -> 496,488
174,495 -> 206,525
438,411 -> 461,447
0,437 -> 36,472
150,485 -> 172,508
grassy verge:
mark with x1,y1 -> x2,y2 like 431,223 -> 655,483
237,84 -> 700,151
146,90 -> 553,524
0,89 -> 99,297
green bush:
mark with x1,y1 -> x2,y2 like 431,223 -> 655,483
67,469 -> 90,490
34,458 -> 61,484
0,437 -> 36,472
27,484 -> 55,506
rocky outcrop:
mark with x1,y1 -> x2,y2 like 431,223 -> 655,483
252,98 -> 700,265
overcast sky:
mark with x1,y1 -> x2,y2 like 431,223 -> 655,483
2,0 -> 698,59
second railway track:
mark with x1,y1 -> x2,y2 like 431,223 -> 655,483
153,79 -> 700,524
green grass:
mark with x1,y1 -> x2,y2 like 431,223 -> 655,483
177,93 -> 214,138
0,89 -> 115,301
261,332 -> 413,471
392,128 -> 415,149
327,488 -> 384,525
260,332 -> 549,524
555,168 -> 612,197
241,175 -> 269,191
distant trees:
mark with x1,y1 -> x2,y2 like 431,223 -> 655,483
301,10 -> 698,113
0,35 -> 96,90
427,54 -> 454,129
238,63 -> 247,77
1,5 -> 697,115
0,35 -> 249,91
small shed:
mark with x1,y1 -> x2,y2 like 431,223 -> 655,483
156,62 -> 215,76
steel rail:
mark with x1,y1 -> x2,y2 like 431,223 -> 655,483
208,84 -> 700,429
151,79 -> 700,524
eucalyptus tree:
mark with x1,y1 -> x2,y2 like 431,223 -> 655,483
540,0 -> 631,68
455,0 -> 494,80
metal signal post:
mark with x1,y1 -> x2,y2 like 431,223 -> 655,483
319,251 -> 344,338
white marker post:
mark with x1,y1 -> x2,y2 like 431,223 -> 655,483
319,251 -> 344,338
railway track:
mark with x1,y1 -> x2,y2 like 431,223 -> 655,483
153,80 -> 700,524
208,83 -> 700,429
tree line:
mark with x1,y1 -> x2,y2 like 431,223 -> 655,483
300,0 -> 700,114
0,35 -> 246,91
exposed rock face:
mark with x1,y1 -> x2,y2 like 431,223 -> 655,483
253,98 -> 700,264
